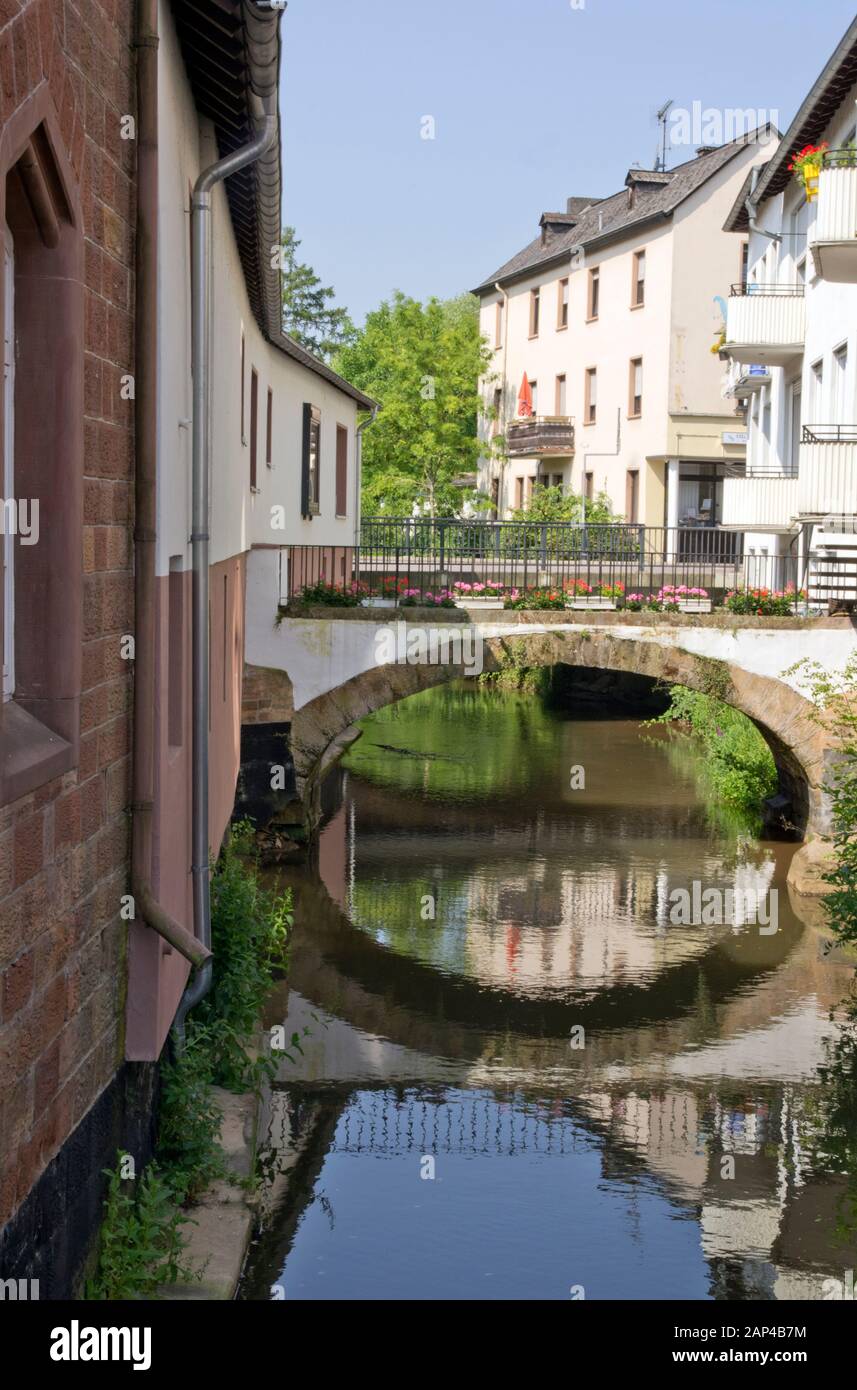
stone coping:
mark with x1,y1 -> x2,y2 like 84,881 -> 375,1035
280,603 -> 853,631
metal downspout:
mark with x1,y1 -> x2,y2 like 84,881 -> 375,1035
172,112 -> 278,1044
354,405 -> 379,549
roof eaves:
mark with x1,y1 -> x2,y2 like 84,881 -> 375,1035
752,17 -> 857,203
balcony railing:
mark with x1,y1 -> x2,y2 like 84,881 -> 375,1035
798,424 -> 857,516
810,152 -> 857,282
505,415 -> 575,457
725,283 -> 806,367
721,474 -> 800,529
279,521 -> 800,604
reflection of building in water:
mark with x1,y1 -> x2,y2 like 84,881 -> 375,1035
576,1079 -> 857,1299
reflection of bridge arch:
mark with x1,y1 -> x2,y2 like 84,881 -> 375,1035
288,627 -> 835,837
279,860 -> 810,1081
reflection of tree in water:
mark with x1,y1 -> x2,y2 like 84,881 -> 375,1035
804,990 -> 857,1243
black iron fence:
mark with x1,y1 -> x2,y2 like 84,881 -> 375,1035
283,520 -> 800,603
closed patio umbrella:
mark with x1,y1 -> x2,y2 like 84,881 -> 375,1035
517,373 -> 533,417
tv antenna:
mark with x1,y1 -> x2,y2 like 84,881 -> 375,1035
654,99 -> 673,172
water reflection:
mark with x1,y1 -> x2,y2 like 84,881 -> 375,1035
239,683 -> 857,1302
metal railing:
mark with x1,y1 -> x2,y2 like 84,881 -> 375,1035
282,520 -> 800,603
821,147 -> 857,170
730,282 -> 806,296
802,423 -> 857,444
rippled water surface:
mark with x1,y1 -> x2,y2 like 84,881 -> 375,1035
238,683 -> 857,1301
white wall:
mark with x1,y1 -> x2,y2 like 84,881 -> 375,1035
479,142 -> 765,522
157,1 -> 361,581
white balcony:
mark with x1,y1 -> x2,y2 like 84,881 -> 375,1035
798,426 -> 857,516
724,285 -> 805,366
722,475 -> 799,530
810,158 -> 857,283
720,361 -> 771,400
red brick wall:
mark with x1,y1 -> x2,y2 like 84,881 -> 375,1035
0,0 -> 135,1230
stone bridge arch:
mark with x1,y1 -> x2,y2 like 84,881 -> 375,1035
288,627 -> 833,840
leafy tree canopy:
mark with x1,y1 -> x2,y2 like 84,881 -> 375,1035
333,291 -> 494,516
509,483 -> 616,524
280,226 -> 356,362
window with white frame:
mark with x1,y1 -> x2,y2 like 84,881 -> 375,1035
832,343 -> 849,421
810,358 -> 824,421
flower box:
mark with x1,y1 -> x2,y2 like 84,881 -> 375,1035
677,598 -> 712,613
462,597 -> 505,609
362,597 -> 396,609
568,597 -> 617,611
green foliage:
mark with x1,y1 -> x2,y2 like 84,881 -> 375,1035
333,291 -> 493,515
503,586 -> 566,610
654,685 -> 777,815
297,579 -> 364,607
788,656 -> 857,948
723,585 -> 803,616
86,1155 -> 194,1300
156,1027 -> 226,1205
509,483 -> 615,525
279,226 -> 356,361
195,820 -> 292,1092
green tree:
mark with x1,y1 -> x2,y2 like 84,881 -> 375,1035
333,291 -> 494,516
279,226 -> 356,361
509,483 -> 615,524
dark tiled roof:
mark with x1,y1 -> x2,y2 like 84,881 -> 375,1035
473,134 -> 774,295
170,0 -> 375,410
749,17 -> 857,206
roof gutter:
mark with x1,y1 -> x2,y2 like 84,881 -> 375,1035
174,13 -> 279,1045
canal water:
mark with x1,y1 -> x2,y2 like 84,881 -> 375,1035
238,680 -> 857,1301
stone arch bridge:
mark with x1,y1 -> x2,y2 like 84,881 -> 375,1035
240,609 -> 857,884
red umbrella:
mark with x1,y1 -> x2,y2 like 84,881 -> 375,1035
517,373 -> 533,417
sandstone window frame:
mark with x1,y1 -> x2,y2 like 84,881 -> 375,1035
0,97 -> 84,807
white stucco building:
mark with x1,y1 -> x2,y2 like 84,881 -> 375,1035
473,136 -> 773,536
720,17 -> 857,602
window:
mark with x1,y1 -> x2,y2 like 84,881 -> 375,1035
301,404 -> 321,517
494,300 -> 503,348
740,241 -> 749,292
3,226 -> 13,701
491,386 -> 502,437
1,121 -> 84,805
335,424 -> 348,517
625,469 -> 640,523
632,250 -> 646,307
529,287 -> 540,337
551,473 -> 563,490
266,387 -> 273,466
629,358 -> 643,417
557,278 -> 569,329
810,358 -> 824,419
529,380 -> 538,415
788,381 -> 802,474
240,331 -> 246,443
555,374 -> 567,416
168,559 -> 184,747
585,367 -> 597,424
584,471 -> 594,500
249,367 -> 259,490
832,343 -> 849,420
587,267 -> 600,320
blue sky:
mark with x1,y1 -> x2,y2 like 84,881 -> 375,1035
278,0 -> 857,324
